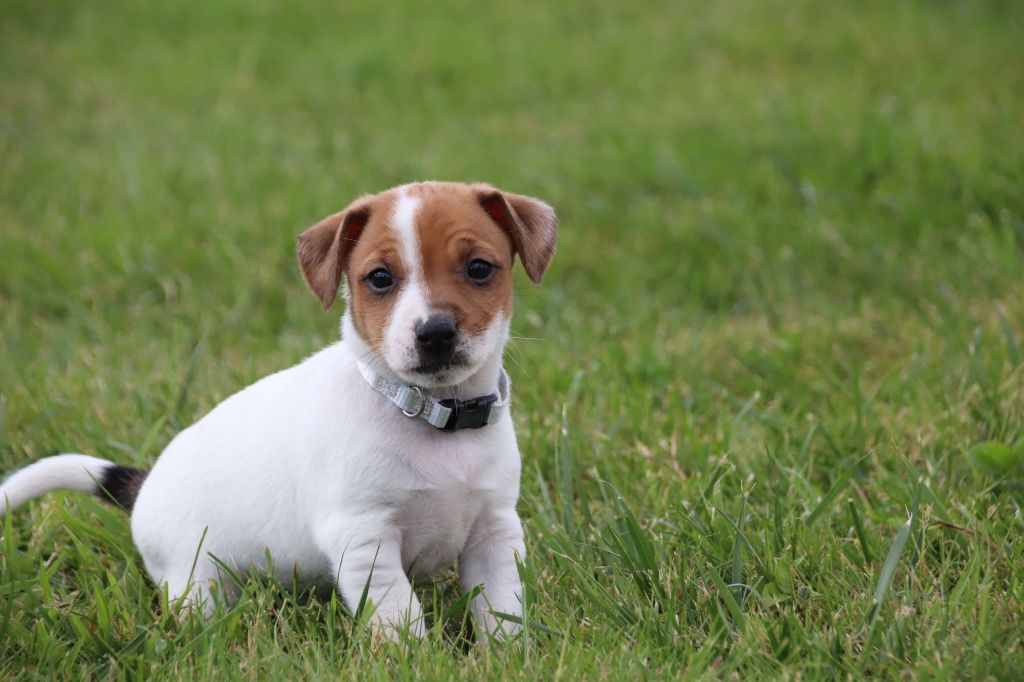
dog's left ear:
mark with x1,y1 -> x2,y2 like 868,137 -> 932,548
296,195 -> 374,309
475,187 -> 558,283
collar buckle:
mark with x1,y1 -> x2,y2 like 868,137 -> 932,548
438,394 -> 498,432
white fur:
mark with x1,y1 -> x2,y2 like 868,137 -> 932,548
383,190 -> 431,379
0,186 -> 528,643
0,454 -> 110,514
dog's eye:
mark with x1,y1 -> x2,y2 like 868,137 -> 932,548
365,268 -> 395,294
466,259 -> 495,285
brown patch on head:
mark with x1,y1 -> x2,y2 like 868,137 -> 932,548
340,191 -> 405,348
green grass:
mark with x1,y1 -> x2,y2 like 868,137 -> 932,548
2,0 -> 1023,678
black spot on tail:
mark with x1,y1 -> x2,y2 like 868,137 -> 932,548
98,465 -> 149,513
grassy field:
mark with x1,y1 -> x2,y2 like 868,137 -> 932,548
2,0 -> 1023,678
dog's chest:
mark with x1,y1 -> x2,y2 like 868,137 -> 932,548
383,433 -> 500,576
397,484 -> 485,577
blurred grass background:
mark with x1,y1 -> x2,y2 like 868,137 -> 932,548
2,0 -> 1023,678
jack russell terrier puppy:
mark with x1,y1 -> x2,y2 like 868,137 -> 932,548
0,181 -> 557,642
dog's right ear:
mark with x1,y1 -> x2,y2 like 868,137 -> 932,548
296,196 -> 374,310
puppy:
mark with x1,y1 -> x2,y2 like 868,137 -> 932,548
0,181 -> 557,641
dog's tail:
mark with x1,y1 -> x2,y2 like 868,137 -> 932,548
0,454 -> 149,515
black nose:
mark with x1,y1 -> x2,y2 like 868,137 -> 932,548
415,315 -> 457,359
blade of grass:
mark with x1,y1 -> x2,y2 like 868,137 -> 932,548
490,611 -> 565,637
806,456 -> 867,527
848,497 -> 873,564
860,484 -> 922,670
171,340 -> 205,428
868,488 -> 921,623
996,306 -> 1021,366
137,415 -> 168,463
714,504 -> 773,588
708,566 -> 745,636
731,492 -> 748,603
556,370 -> 584,536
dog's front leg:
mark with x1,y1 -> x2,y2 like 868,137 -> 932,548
317,520 -> 424,640
459,508 -> 526,643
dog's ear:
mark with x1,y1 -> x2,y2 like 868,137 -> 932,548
475,186 -> 558,283
296,196 -> 374,309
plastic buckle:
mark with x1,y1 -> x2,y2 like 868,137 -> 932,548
438,394 -> 498,431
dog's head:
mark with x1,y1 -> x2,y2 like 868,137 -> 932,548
296,182 -> 557,388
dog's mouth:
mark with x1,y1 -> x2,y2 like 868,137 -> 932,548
410,351 -> 469,377
399,352 -> 474,388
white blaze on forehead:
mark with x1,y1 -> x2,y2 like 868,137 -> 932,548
392,190 -> 423,280
383,190 -> 430,372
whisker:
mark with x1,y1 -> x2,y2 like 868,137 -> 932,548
503,347 -> 532,380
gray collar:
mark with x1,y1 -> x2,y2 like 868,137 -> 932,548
356,361 -> 510,432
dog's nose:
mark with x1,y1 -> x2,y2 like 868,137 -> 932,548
415,315 -> 457,359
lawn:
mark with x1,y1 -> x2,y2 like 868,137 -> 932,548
2,0 -> 1023,678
